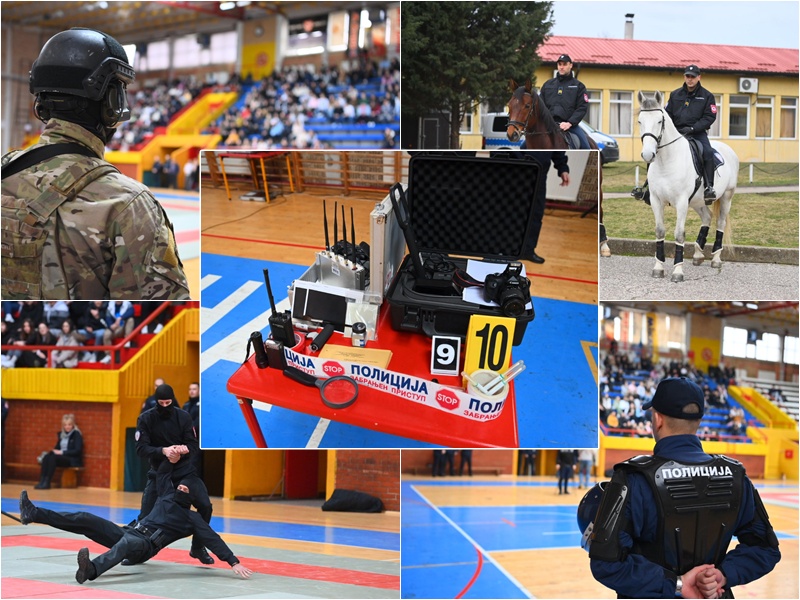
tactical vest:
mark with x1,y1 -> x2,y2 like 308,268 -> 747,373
620,454 -> 744,575
1,147 -> 118,299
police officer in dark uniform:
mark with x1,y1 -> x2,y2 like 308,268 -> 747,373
583,378 -> 780,598
18,461 -> 253,583
539,54 -> 591,150
136,383 -> 214,565
666,65 -> 719,203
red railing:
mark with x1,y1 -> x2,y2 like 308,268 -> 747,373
1,302 -> 174,369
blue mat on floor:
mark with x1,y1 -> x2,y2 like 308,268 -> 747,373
201,253 -> 597,448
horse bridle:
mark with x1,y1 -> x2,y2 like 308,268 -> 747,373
508,90 -> 541,137
640,107 -> 685,151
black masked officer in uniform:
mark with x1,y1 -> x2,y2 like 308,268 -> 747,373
135,383 -> 214,565
584,377 -> 780,598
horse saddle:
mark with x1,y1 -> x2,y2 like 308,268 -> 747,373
561,130 -> 581,150
688,138 -> 725,176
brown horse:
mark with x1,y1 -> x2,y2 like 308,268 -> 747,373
507,79 -> 610,257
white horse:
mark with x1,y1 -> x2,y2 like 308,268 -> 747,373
637,91 -> 738,282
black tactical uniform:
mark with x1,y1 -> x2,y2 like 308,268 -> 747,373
136,383 -> 212,563
19,461 -> 242,583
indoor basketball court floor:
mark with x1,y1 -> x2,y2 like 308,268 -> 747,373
154,188 -> 200,298
200,253 -> 598,449
1,483 -> 399,599
400,476 -> 799,599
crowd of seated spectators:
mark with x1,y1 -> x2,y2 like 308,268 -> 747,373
106,77 -> 210,151
599,346 -> 744,440
1,301 -> 172,369
212,58 -> 400,149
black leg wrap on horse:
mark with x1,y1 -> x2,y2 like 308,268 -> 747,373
656,240 -> 665,263
696,226 -> 709,250
712,230 -> 724,253
674,245 -> 684,265
599,223 -> 607,243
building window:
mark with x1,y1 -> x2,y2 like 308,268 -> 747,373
610,91 -> 632,136
728,94 -> 750,137
709,97 -> 722,138
755,96 -> 773,138
780,97 -> 797,139
586,90 -> 602,130
785,335 -> 799,365
460,110 -> 474,134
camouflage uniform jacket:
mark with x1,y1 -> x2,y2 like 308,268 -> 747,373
1,119 -> 190,300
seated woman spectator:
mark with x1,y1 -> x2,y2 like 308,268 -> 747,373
21,322 -> 58,368
51,320 -> 83,369
35,414 -> 84,490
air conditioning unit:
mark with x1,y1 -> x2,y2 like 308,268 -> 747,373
738,77 -> 758,93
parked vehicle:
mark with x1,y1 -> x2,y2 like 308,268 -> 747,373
482,112 -> 619,164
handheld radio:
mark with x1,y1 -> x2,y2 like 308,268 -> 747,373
264,268 -> 295,345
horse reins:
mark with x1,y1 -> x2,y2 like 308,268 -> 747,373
640,107 -> 686,150
508,92 -> 554,136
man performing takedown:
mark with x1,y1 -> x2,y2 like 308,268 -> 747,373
18,459 -> 253,583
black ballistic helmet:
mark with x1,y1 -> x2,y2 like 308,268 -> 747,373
577,481 -> 608,552
30,27 -> 135,100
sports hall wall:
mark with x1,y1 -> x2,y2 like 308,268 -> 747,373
333,450 -> 400,511
4,400 -> 112,488
402,450 -> 516,475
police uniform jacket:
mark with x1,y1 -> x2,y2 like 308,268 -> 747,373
591,435 -> 780,597
139,462 -> 240,566
539,73 -> 588,127
136,405 -> 199,481
665,83 -> 717,133
183,397 -> 200,433
1,118 -> 189,300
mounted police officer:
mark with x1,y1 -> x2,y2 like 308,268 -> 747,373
1,28 -> 189,300
666,65 -> 719,204
18,460 -> 253,583
582,377 -> 780,598
539,54 -> 591,150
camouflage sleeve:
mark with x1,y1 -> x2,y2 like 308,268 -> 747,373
109,191 -> 190,300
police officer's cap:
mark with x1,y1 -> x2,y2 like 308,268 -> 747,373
557,54 -> 572,64
155,383 -> 175,401
684,64 -> 701,77
30,28 -> 135,100
642,377 -> 704,419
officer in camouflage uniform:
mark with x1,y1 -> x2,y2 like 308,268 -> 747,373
1,28 -> 190,300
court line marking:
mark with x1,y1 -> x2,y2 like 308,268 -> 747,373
409,484 -> 533,599
307,419 -> 331,448
456,546 -> 484,599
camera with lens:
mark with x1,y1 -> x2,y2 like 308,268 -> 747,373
483,262 -> 531,317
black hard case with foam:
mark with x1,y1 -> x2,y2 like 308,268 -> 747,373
385,153 -> 542,346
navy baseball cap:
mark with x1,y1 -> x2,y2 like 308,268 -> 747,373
642,377 -> 704,419
557,54 -> 572,63
684,64 -> 701,76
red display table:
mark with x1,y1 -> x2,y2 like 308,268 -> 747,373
227,308 -> 519,448
216,151 -> 294,203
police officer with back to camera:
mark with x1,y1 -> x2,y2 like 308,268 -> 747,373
1,27 -> 190,300
18,460 -> 253,583
136,383 -> 215,565
539,54 -> 591,150
579,377 -> 780,598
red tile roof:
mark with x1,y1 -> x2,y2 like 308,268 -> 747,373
539,36 -> 799,75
